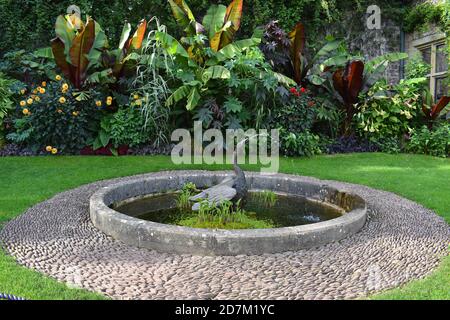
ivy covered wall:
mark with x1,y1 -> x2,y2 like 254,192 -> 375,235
0,0 -> 411,54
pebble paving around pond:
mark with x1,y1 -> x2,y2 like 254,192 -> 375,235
1,172 -> 449,300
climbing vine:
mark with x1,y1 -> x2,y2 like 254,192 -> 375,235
403,2 -> 446,33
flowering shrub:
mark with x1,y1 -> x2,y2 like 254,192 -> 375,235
270,86 -> 316,135
7,76 -> 108,154
355,79 -> 423,142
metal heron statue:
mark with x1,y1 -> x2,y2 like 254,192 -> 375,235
189,147 -> 248,212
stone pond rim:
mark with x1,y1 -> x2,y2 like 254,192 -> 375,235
89,171 -> 367,256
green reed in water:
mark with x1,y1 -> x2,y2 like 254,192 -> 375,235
176,182 -> 198,210
255,190 -> 277,208
179,199 -> 275,230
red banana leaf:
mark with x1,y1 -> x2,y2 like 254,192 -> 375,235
69,18 -> 96,88
430,96 -> 450,119
288,22 -> 306,84
51,37 -> 75,85
333,60 -> 364,106
225,0 -> 243,30
210,0 -> 243,51
126,19 -> 147,52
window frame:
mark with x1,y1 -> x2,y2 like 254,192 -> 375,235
413,35 -> 448,102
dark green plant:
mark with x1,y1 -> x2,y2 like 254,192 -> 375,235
280,129 -> 322,157
407,124 -> 450,158
0,49 -> 56,85
403,2 -> 445,33
0,73 -> 17,146
405,53 -> 431,80
374,137 -> 402,154
92,106 -> 151,151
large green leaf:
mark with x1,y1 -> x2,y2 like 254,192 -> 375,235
365,52 -> 408,71
155,32 -> 189,58
55,15 -> 76,59
209,29 -> 262,64
270,71 -> 297,87
186,87 -> 201,110
87,24 -> 108,70
119,23 -> 132,50
203,5 -> 227,40
168,0 -> 198,36
314,40 -> 342,59
34,47 -> 54,59
166,85 -> 191,107
202,65 -> 231,83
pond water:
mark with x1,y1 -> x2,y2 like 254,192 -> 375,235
113,191 -> 345,228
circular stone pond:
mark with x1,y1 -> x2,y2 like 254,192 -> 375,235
1,171 -> 449,300
90,171 -> 367,256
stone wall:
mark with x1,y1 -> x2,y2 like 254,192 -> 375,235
332,13 -> 402,84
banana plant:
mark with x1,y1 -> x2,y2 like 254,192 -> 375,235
103,19 -> 148,78
51,14 -> 108,89
156,28 -> 294,111
203,0 -> 243,52
168,0 -> 204,36
326,52 -> 409,133
168,0 -> 244,57
421,90 -> 450,128
261,20 -> 341,85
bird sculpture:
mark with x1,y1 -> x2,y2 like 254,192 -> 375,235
189,150 -> 248,211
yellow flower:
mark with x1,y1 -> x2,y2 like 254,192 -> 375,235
55,75 -> 62,81
33,89 -> 38,94
133,94 -> 140,100
95,100 -> 102,107
27,98 -> 33,105
51,148 -> 58,155
39,87 -> 46,94
46,146 -> 53,152
20,100 -> 26,107
20,89 -> 26,95
135,99 -> 142,106
41,81 -> 47,87
106,99 -> 112,106
23,108 -> 29,115
72,111 -> 79,117
59,97 -> 66,104
35,96 -> 41,102
62,83 -> 69,91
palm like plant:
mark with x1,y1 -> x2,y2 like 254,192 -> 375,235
421,90 -> 450,129
51,14 -> 147,89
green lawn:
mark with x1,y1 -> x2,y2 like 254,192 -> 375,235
0,153 -> 448,300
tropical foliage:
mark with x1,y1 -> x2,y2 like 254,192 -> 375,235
1,0 -> 449,158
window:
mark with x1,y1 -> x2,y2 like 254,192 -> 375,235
417,40 -> 448,102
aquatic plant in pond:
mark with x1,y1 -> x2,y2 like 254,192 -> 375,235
114,191 -> 343,230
